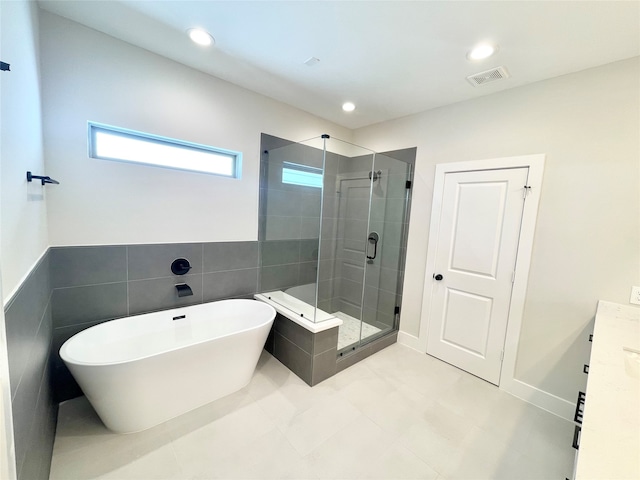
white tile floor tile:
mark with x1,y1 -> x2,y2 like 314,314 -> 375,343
306,414 -> 395,479
279,393 -> 362,456
398,417 -> 467,476
204,428 -> 317,480
360,442 -> 440,480
170,401 -> 277,476
95,444 -> 182,480
357,384 -> 429,437
50,344 -> 575,480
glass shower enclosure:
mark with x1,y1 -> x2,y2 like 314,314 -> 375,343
258,134 -> 414,355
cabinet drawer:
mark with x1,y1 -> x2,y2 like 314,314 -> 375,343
573,391 -> 586,424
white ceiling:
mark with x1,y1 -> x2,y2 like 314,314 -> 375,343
38,1 -> 640,129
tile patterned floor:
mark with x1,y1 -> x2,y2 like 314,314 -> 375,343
49,344 -> 575,479
335,311 -> 382,350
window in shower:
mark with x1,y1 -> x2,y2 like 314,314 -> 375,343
282,162 -> 323,188
88,122 -> 241,178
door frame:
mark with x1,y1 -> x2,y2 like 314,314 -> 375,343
418,154 -> 545,393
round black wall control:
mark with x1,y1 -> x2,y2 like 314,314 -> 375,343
171,258 -> 192,275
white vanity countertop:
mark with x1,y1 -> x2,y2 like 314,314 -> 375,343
575,300 -> 640,480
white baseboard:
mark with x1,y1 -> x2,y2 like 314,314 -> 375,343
501,377 -> 575,421
397,331 -> 423,352
398,330 -> 575,422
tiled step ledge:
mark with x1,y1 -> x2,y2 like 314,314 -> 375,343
254,292 -> 342,333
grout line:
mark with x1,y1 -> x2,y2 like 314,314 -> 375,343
52,280 -> 128,290
201,243 -> 204,282
10,287 -> 55,401
200,243 -> 205,306
202,266 -> 260,275
276,329 -> 314,357
126,246 -> 130,315
262,261 -> 313,268
14,345 -> 53,479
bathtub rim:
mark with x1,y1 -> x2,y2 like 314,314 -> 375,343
254,292 -> 342,333
60,299 -> 276,368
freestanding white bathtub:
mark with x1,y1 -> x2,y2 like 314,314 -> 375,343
60,299 -> 276,433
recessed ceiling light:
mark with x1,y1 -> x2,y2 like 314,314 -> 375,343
342,102 -> 356,112
467,43 -> 498,61
187,28 -> 214,47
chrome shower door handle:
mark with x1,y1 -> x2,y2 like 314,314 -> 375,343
366,232 -> 379,260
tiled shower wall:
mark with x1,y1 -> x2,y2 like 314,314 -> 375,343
330,150 -> 414,330
259,134 -> 415,331
259,133 -> 344,309
50,241 -> 259,402
260,239 -> 319,292
3,252 -> 57,480
259,135 -> 324,299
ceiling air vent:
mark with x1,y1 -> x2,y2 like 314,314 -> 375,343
466,66 -> 510,87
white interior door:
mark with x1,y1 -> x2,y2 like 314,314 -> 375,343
426,167 -> 528,385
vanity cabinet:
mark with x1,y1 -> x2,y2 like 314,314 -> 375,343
572,301 -> 639,480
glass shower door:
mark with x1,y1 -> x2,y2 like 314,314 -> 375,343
330,148 -> 376,350
258,138 -> 324,322
360,153 -> 411,346
258,133 -> 413,352
331,144 -> 411,353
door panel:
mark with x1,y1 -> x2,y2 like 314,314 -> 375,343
442,289 -> 493,357
450,182 -> 507,277
427,167 -> 528,385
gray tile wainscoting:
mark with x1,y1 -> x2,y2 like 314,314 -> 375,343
263,312 -> 400,387
259,239 -> 318,292
50,242 -> 260,403
3,251 -> 57,480
129,274 -> 204,313
50,245 -> 127,287
52,282 -> 128,328
264,313 -> 338,386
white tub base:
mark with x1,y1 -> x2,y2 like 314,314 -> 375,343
60,299 -> 275,433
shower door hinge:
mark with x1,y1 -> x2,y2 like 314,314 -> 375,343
500,350 -> 505,362
394,306 -> 400,315
405,180 -> 412,189
523,185 -> 532,199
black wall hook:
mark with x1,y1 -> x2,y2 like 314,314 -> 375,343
27,171 -> 59,185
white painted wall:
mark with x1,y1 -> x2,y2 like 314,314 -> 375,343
353,58 -> 640,403
1,0 -> 49,303
1,1 -> 40,476
0,274 -> 16,480
33,7 -> 640,409
39,11 -> 352,247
